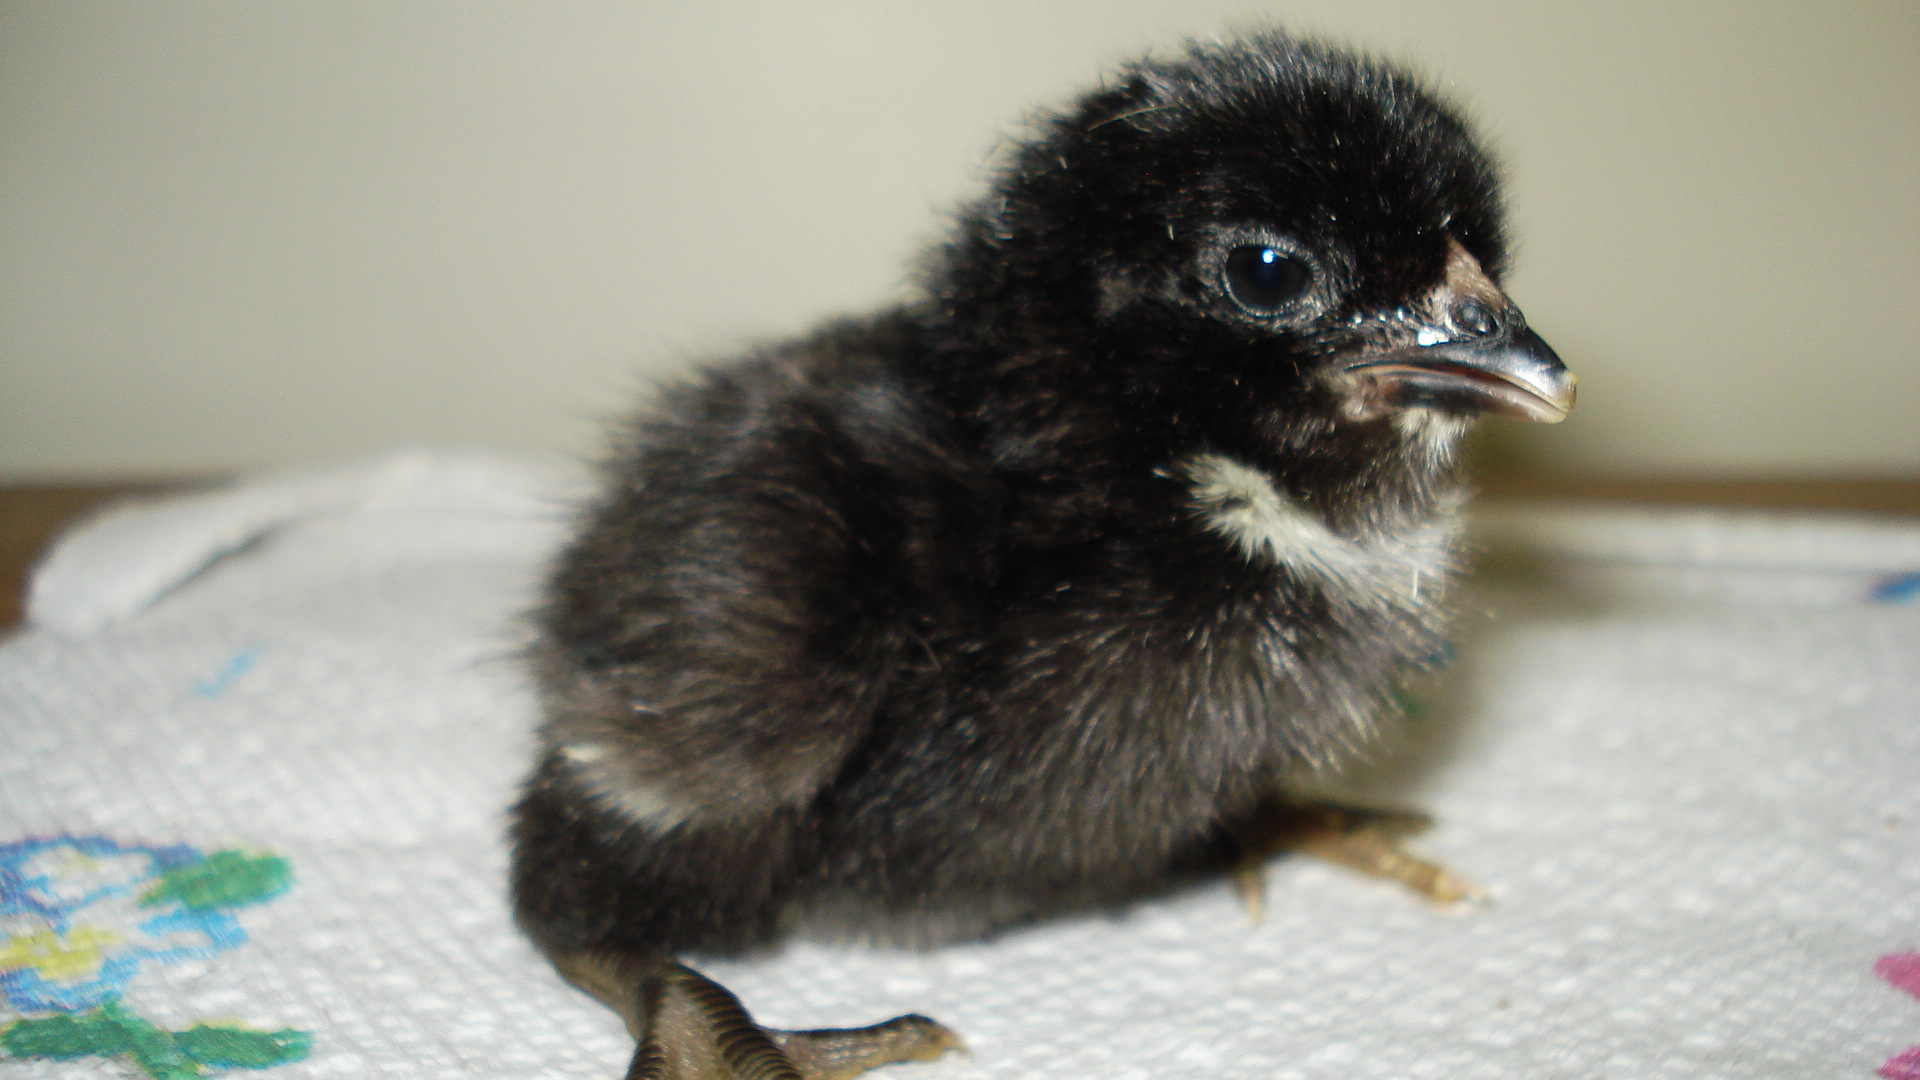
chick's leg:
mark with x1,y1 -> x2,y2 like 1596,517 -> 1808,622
558,950 -> 962,1080
1228,795 -> 1482,918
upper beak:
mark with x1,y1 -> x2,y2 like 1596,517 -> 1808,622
1341,326 -> 1576,424
1334,239 -> 1576,424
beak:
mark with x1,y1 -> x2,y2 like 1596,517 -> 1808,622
1333,239 -> 1576,424
1341,325 -> 1576,424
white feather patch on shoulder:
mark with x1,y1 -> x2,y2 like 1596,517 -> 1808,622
1179,452 -> 1460,605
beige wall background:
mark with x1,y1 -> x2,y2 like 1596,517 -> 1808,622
2,1 -> 1916,481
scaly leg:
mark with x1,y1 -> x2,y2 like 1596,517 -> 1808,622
556,949 -> 963,1080
1227,795 -> 1483,920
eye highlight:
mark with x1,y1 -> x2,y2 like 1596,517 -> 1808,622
1223,245 -> 1311,314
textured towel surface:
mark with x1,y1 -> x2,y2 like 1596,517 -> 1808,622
2,452 -> 1915,1079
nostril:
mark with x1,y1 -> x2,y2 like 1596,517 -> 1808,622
1450,299 -> 1499,337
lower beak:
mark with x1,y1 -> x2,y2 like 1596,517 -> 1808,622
1340,327 -> 1577,424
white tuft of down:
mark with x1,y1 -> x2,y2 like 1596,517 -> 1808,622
1180,452 -> 1460,607
558,741 -> 698,832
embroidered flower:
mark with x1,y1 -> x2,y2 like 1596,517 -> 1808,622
0,835 -> 307,1078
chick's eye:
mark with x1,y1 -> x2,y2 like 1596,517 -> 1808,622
1223,245 -> 1311,314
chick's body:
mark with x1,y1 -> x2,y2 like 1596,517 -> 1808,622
512,31 -> 1572,1079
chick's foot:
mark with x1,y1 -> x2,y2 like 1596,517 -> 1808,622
562,951 -> 962,1080
1229,795 -> 1484,918
769,1017 -> 965,1080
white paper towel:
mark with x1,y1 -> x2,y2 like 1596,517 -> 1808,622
2,452 -> 1915,1079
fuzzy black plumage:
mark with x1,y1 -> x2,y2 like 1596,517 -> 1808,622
512,30 -> 1572,1079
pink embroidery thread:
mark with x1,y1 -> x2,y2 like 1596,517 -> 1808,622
1884,1047 -> 1920,1080
1877,953 -> 1920,1080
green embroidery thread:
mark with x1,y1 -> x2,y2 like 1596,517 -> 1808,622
1,999 -> 309,1079
139,849 -> 292,911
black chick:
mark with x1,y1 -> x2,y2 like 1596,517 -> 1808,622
512,30 -> 1574,1080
